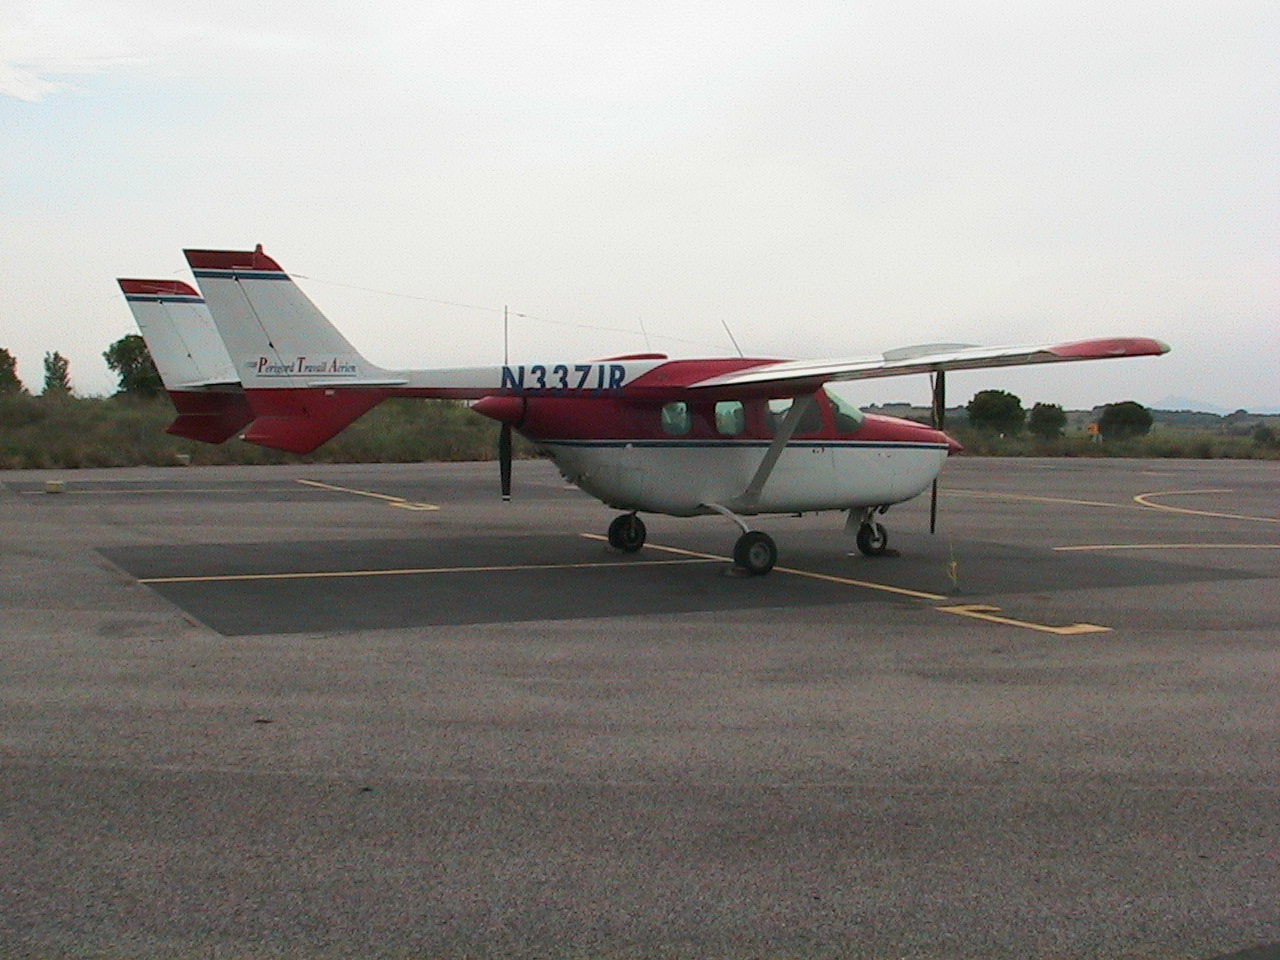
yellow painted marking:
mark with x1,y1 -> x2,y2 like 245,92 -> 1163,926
947,489 -> 1131,509
1055,543 -> 1280,552
21,487 -> 301,496
582,534 -> 951,601
583,535 -> 1108,633
1133,488 -> 1279,524
773,565 -> 947,600
138,556 -> 716,585
936,604 -> 1111,635
296,478 -> 439,511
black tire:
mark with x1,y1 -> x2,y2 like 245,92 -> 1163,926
733,531 -> 778,575
607,513 -> 646,552
855,521 -> 888,557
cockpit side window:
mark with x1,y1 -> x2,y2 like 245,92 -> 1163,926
765,396 -> 823,436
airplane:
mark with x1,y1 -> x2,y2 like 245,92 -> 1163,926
121,245 -> 1169,575
116,279 -> 254,443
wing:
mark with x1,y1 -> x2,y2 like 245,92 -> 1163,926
687,338 -> 1170,392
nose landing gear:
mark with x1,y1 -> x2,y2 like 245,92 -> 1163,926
848,506 -> 890,557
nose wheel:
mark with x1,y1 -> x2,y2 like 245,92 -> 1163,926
607,512 -> 647,552
855,521 -> 889,556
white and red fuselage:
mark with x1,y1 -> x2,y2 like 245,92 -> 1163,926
471,374 -> 959,517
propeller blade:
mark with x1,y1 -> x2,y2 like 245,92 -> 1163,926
499,422 -> 512,501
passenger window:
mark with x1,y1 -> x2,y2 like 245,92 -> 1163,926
661,401 -> 691,436
766,397 -> 822,435
714,400 -> 745,436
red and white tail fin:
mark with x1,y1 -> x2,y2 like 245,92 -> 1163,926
184,247 -> 404,453
184,246 -> 403,390
116,279 -> 254,443
182,245 -> 668,453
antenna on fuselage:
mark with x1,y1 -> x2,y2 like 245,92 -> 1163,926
719,318 -> 745,358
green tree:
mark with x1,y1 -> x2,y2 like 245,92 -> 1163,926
104,334 -> 163,398
1027,402 -> 1067,440
0,348 -> 27,395
966,389 -> 1025,434
42,351 -> 73,398
1252,424 -> 1276,446
1098,400 -> 1154,440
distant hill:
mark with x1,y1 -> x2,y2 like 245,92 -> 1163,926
1155,396 -> 1280,416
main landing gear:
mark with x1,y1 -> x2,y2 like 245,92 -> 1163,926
605,509 -> 778,575
604,505 -> 890,575
732,530 -> 777,576
607,512 -> 647,552
705,503 -> 778,576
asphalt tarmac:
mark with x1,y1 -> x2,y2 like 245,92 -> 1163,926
1,457 -> 1277,959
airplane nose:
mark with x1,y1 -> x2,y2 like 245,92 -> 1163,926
472,395 -> 525,425
942,431 -> 963,454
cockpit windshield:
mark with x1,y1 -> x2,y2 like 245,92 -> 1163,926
825,388 -> 866,434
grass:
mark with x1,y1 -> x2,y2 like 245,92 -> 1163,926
949,425 -> 1280,460
0,395 -> 523,469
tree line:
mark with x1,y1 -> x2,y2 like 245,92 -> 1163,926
0,335 -> 161,399
964,389 -> 1157,441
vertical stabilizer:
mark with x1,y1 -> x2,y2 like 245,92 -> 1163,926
184,247 -> 400,452
117,279 -> 254,443
184,246 -> 397,389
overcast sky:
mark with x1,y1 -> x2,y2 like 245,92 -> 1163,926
3,0 -> 1277,410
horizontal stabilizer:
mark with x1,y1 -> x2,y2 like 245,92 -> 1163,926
239,388 -> 387,454
164,391 -> 255,444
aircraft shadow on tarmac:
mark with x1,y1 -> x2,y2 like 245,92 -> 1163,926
99,533 -> 1259,637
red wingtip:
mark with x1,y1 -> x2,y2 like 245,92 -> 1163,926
184,246 -> 285,272
1048,337 -> 1171,360
118,278 -> 200,297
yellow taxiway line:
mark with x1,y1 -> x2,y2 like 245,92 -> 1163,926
1132,488 -> 1279,524
1055,543 -> 1280,552
295,478 -> 440,511
138,556 -> 717,585
935,604 -> 1110,635
581,534 -> 1109,635
946,489 -> 1136,510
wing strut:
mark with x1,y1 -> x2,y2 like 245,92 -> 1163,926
731,393 -> 818,511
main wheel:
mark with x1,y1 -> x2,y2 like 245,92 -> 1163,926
733,531 -> 778,575
855,521 -> 888,556
607,513 -> 646,552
